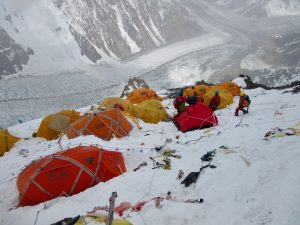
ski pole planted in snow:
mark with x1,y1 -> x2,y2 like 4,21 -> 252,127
33,210 -> 40,225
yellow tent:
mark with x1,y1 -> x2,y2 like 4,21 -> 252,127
218,81 -> 241,96
183,86 -> 197,97
36,110 -> 80,140
133,100 -> 168,124
203,86 -> 234,109
194,84 -> 211,96
0,129 -> 21,156
99,97 -> 134,114
127,88 -> 163,104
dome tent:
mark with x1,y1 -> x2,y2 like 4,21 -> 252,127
17,146 -> 126,206
133,100 -> 168,124
202,86 -> 233,109
127,88 -> 163,104
173,103 -> 218,132
66,109 -> 133,141
36,110 -> 80,140
218,81 -> 241,96
99,97 -> 134,114
0,129 -> 21,156
183,85 -> 210,97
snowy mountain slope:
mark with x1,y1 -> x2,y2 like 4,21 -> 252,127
207,0 -> 300,17
0,0 -> 92,76
0,26 -> 33,75
0,0 -> 202,76
53,0 -> 202,60
141,0 -> 300,86
266,0 -> 300,16
0,82 -> 300,225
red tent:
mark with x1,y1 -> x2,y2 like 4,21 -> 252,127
17,146 -> 125,207
173,103 -> 218,132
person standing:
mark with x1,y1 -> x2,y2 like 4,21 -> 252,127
235,92 -> 251,116
209,91 -> 221,111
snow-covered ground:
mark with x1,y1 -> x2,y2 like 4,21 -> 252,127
0,79 -> 300,225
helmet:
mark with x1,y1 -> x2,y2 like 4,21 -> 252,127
239,92 -> 245,97
178,89 -> 183,97
215,90 -> 219,96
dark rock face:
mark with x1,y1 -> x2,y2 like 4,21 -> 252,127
0,27 -> 32,76
69,25 -> 101,63
53,0 -> 202,60
239,74 -> 300,93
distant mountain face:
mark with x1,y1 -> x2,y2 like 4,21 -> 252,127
0,26 -> 33,76
52,0 -> 202,60
207,0 -> 300,17
0,0 -> 202,76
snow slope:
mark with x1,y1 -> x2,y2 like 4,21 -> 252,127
266,0 -> 300,16
0,80 -> 300,225
0,0 -> 92,76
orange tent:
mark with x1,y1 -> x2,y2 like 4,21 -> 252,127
36,110 -> 80,140
66,109 -> 133,140
17,146 -> 126,206
218,81 -> 240,96
127,88 -> 163,104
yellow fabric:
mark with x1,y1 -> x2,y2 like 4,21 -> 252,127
133,100 -> 168,124
36,110 -> 80,140
239,92 -> 245,97
0,129 -> 21,157
75,213 -> 132,225
218,81 -> 241,96
99,97 -> 135,114
203,86 -> 234,109
127,88 -> 163,104
184,85 -> 210,97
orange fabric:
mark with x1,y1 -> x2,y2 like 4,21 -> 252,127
17,146 -> 126,206
218,81 -> 241,96
66,109 -> 133,140
127,88 -> 163,104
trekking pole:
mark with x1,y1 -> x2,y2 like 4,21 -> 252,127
236,115 -> 244,127
106,192 -> 117,225
33,210 -> 40,225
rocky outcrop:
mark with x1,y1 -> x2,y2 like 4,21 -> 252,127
240,74 -> 300,93
0,27 -> 33,76
120,77 -> 149,98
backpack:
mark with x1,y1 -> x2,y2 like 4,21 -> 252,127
245,95 -> 251,105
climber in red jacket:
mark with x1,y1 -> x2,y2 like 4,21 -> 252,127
173,89 -> 187,113
209,91 -> 221,111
